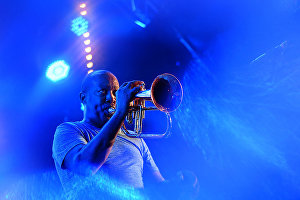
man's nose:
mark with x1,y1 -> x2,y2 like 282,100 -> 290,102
105,91 -> 114,103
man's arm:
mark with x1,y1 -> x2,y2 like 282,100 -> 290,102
62,111 -> 127,175
62,81 -> 144,175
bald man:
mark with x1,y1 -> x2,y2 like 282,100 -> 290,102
52,70 -> 165,194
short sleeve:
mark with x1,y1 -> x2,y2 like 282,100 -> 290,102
52,122 -> 88,168
141,139 -> 159,173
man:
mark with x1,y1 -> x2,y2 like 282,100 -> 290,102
52,70 -> 165,197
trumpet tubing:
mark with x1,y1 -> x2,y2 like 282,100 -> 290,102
110,73 -> 183,138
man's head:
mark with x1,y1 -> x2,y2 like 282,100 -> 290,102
80,70 -> 119,127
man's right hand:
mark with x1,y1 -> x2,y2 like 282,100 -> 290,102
115,80 -> 145,115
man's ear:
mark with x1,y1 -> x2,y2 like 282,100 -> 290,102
80,92 -> 86,104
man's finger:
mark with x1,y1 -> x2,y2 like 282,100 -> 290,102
120,82 -> 129,88
129,86 -> 142,99
130,86 -> 141,94
123,80 -> 145,89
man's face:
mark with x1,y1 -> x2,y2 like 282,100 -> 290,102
84,73 -> 119,124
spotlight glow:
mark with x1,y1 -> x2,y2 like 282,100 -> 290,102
88,69 -> 94,74
87,62 -> 93,68
46,60 -> 70,82
84,39 -> 91,45
86,54 -> 92,60
71,16 -> 89,36
85,47 -> 91,53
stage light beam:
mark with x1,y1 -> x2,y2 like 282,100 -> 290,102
46,60 -> 70,82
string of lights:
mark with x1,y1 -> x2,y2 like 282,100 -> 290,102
72,2 -> 94,74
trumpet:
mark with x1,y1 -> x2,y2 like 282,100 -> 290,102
109,73 -> 183,138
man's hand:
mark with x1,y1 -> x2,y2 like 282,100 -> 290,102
115,80 -> 145,115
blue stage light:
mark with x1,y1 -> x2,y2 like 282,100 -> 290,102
134,20 -> 146,28
71,16 -> 89,36
2,171 -> 145,199
46,60 -> 70,82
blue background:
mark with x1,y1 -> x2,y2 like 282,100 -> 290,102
0,0 -> 300,199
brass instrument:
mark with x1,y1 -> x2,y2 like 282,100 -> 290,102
110,73 -> 183,138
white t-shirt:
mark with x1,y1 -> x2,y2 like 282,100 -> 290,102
52,121 -> 159,195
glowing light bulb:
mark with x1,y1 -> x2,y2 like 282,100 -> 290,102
85,47 -> 91,53
88,69 -> 94,74
86,54 -> 92,60
87,62 -> 93,68
80,3 -> 86,8
80,10 -> 87,16
83,32 -> 90,38
84,39 -> 90,45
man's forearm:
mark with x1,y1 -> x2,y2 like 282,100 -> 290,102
76,110 -> 126,173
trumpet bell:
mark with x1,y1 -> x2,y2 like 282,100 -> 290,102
151,73 -> 183,113
121,73 -> 183,138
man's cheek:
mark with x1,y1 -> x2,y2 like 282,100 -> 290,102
95,104 -> 101,113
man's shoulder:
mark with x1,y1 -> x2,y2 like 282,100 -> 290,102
53,121 -> 87,148
55,121 -> 86,135
56,121 -> 82,129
